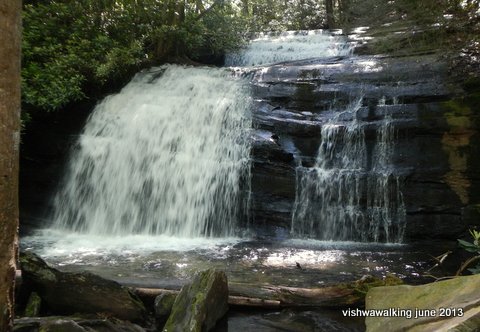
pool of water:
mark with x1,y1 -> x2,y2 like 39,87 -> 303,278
20,225 -> 463,332
212,308 -> 365,332
21,228 -> 455,290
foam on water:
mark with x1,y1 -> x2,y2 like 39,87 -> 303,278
22,229 -> 242,259
225,30 -> 352,67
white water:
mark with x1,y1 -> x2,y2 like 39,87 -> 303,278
22,229 -> 241,258
291,98 -> 406,243
51,66 -> 252,237
225,30 -> 352,67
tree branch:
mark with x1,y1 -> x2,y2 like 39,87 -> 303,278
195,0 -> 224,21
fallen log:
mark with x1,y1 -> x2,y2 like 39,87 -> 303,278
228,282 -> 363,307
228,296 -> 281,308
131,275 -> 402,309
132,288 -> 281,309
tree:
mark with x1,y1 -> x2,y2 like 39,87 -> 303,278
325,0 -> 335,28
0,0 -> 21,331
21,0 -> 247,113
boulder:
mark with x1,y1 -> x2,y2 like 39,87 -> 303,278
19,252 -> 146,322
163,269 -> 228,332
365,274 -> 480,332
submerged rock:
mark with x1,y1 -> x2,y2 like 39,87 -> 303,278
163,269 -> 229,332
19,252 -> 146,322
14,317 -> 145,332
365,274 -> 480,331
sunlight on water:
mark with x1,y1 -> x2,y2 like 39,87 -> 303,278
21,230 -> 422,290
263,249 -> 343,268
283,238 -> 405,249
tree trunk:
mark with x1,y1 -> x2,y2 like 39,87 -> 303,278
0,1 -> 21,331
325,0 -> 335,29
338,0 -> 350,26
177,0 -> 185,25
195,0 -> 205,13
166,0 -> 178,25
241,0 -> 249,16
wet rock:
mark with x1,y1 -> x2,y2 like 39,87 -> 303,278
154,293 -> 177,321
365,274 -> 480,332
33,319 -> 85,332
163,269 -> 229,332
462,205 -> 480,233
19,252 -> 146,322
20,101 -> 94,231
14,317 -> 146,332
248,52 -> 480,242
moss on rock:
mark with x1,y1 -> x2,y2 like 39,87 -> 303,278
366,274 -> 480,332
162,269 -> 228,332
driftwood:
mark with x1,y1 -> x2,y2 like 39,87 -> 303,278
133,287 -> 282,309
228,296 -> 281,308
131,276 -> 400,309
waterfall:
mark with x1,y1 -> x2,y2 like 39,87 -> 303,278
51,65 -> 252,237
291,98 -> 406,243
225,30 -> 352,67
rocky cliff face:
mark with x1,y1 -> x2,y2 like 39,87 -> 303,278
249,53 -> 480,241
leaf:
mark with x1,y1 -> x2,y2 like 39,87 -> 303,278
458,239 -> 480,253
468,262 -> 480,274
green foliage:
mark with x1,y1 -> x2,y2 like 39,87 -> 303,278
22,0 -> 248,113
458,229 -> 480,274
240,0 -> 326,32
22,1 -> 147,111
200,4 -> 247,55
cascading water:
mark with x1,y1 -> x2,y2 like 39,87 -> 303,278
19,31 -> 439,332
225,30 -> 352,67
51,65 -> 252,237
291,97 -> 406,243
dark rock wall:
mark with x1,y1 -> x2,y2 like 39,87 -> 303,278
249,54 -> 480,241
20,102 -> 93,232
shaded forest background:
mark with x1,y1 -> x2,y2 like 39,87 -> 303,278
22,0 -> 479,120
